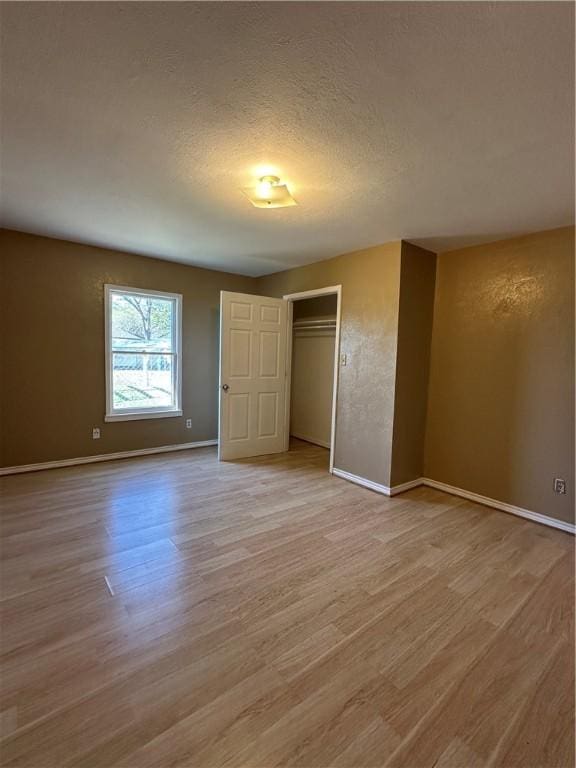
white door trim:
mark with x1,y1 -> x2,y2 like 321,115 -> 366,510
283,285 -> 342,474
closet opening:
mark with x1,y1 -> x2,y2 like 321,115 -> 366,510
282,286 -> 342,473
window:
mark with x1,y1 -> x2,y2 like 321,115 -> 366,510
105,285 -> 182,421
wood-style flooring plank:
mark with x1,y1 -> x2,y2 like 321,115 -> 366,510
0,440 -> 573,767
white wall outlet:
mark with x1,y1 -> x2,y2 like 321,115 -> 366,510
340,353 -> 347,366
553,478 -> 566,494
185,418 -> 192,429
92,428 -> 101,440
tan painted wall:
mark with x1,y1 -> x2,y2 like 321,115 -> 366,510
293,295 -> 338,321
425,227 -> 575,524
257,242 -> 402,487
290,295 -> 337,448
0,229 -> 255,467
390,242 -> 437,486
290,332 -> 335,448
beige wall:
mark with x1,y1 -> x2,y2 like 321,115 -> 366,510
290,332 -> 335,448
390,242 -> 437,486
290,295 -> 337,447
0,229 -> 255,467
425,227 -> 575,524
257,242 -> 402,487
293,295 -> 338,321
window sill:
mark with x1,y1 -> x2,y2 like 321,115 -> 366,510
104,409 -> 183,423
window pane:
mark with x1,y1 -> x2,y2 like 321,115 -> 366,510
112,353 -> 175,410
111,293 -> 174,352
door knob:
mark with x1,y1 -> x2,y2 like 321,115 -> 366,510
222,384 -> 229,392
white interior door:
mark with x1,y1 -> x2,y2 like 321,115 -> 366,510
219,291 -> 288,460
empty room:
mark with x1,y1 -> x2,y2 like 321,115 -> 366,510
0,2 -> 574,767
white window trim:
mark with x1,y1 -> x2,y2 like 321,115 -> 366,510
104,284 -> 183,422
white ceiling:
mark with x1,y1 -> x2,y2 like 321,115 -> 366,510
1,2 -> 574,276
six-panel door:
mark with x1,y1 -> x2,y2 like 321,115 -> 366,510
219,292 -> 288,460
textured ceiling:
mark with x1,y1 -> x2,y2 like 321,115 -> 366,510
1,2 -> 574,276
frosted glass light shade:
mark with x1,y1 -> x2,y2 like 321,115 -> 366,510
243,176 -> 297,208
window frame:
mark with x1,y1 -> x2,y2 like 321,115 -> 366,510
104,284 -> 183,422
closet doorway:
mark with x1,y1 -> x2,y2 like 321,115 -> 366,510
283,286 -> 342,473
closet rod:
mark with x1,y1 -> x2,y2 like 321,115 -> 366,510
292,319 -> 336,328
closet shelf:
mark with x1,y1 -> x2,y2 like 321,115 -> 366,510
292,319 -> 337,330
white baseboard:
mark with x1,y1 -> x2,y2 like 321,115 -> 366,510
332,468 -> 574,535
331,469 -> 424,497
290,433 -> 331,449
0,440 -> 218,476
423,478 -> 575,535
389,477 -> 426,495
332,467 -> 392,496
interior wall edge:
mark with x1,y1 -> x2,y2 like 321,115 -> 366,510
389,240 -> 437,487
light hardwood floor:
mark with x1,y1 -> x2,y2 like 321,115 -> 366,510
0,440 -> 574,768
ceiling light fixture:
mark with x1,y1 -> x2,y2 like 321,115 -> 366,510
243,175 -> 297,209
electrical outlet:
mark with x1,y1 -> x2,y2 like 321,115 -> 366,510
185,418 -> 192,429
553,478 -> 566,494
92,428 -> 101,440
340,353 -> 347,366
